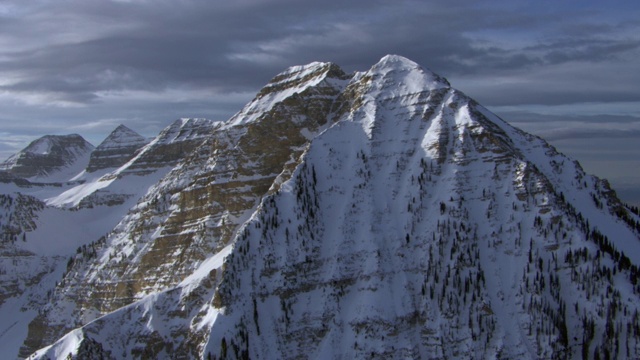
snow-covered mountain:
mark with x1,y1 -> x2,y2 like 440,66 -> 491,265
85,125 -> 149,173
0,134 -> 94,182
3,55 -> 640,360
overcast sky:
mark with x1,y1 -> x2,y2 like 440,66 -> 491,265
0,0 -> 639,205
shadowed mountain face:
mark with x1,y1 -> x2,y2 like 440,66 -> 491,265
6,56 -> 640,360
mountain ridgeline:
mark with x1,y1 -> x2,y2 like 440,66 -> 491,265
1,55 -> 639,359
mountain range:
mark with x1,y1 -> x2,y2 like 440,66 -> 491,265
1,55 -> 639,359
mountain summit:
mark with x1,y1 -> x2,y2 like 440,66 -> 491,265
86,125 -> 149,173
5,55 -> 640,360
0,134 -> 94,181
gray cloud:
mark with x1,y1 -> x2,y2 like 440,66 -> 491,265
499,110 -> 640,142
2,0 -> 638,107
531,128 -> 640,142
498,112 -> 640,124
1,0 -> 639,204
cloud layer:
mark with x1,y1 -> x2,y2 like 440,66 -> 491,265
2,1 -> 639,107
0,0 -> 639,204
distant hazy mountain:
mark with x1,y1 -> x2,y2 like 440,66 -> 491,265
86,125 -> 149,173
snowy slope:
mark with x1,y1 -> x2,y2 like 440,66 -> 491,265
30,244 -> 233,360
24,55 -> 640,359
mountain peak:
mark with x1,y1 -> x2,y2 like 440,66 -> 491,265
112,124 -> 136,134
85,125 -> 149,173
273,61 -> 335,80
369,54 -> 450,91
227,60 -> 350,127
24,134 -> 88,156
377,54 -> 418,67
258,61 -> 348,96
99,125 -> 146,147
0,134 -> 93,180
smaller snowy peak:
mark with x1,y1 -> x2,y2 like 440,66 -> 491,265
256,61 -> 349,98
95,125 -> 147,150
86,125 -> 149,173
264,61 -> 338,87
367,54 -> 450,93
227,61 -> 350,127
2,135 -> 88,161
0,134 -> 94,181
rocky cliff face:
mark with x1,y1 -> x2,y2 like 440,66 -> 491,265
15,56 -> 640,360
0,134 -> 94,182
85,125 -> 149,173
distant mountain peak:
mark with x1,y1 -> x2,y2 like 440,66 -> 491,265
85,125 -> 149,173
111,124 -> 139,136
228,61 -> 350,128
25,134 -> 88,155
97,124 -> 146,148
0,134 -> 94,180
